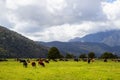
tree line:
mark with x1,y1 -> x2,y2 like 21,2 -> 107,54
0,46 -> 119,59
47,47 -> 119,60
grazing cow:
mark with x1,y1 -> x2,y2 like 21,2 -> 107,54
44,60 -> 49,63
36,58 -> 40,61
53,59 -> 57,62
23,61 -> 28,68
74,58 -> 79,62
112,59 -> 120,62
91,59 -> 95,62
16,58 -> 20,61
64,59 -> 69,61
38,60 -> 45,67
118,59 -> 120,62
19,59 -> 26,63
0,59 -> 8,62
112,59 -> 117,62
27,59 -> 30,63
104,59 -> 107,62
82,58 -> 87,62
31,62 -> 36,67
59,58 -> 64,61
18,59 -> 27,67
88,58 -> 91,64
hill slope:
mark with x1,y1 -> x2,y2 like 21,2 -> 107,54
0,26 -> 48,58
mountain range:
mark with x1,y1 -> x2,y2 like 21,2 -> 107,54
39,30 -> 120,57
0,26 -> 48,58
0,25 -> 120,58
69,30 -> 120,47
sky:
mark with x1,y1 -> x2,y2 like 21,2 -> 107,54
0,0 -> 120,42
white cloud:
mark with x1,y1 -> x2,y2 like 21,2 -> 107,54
102,0 -> 120,20
102,0 -> 120,29
6,0 -> 105,29
0,0 -> 120,41
0,0 -> 12,28
46,0 -> 67,13
23,21 -> 115,42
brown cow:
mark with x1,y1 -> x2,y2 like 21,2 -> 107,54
38,60 -> 45,67
91,59 -> 95,62
31,62 -> 36,67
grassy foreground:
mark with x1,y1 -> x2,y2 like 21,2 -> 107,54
0,59 -> 120,80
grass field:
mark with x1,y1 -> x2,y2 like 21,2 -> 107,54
0,59 -> 120,80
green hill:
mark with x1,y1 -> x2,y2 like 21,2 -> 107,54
0,26 -> 48,58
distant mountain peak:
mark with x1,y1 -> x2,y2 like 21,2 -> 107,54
69,30 -> 120,46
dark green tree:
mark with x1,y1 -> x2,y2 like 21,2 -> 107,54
101,52 -> 116,59
59,54 -> 64,58
113,54 -> 118,58
79,53 -> 87,59
47,47 -> 61,59
65,53 -> 74,59
88,52 -> 95,59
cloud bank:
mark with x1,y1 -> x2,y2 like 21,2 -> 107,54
0,0 -> 120,41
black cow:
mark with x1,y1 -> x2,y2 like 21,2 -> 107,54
0,59 -> 8,62
19,59 -> 26,63
64,59 -> 69,61
74,58 -> 79,62
53,59 -> 57,62
82,58 -> 87,62
59,58 -> 64,61
104,59 -> 107,62
88,58 -> 91,64
27,59 -> 30,63
44,60 -> 49,63
23,61 -> 28,68
117,59 -> 120,62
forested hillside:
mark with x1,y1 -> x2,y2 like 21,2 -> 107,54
0,26 -> 48,58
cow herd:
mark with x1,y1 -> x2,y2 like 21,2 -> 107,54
0,58 -> 8,62
15,58 -> 120,68
16,58 -> 50,68
0,58 -> 120,68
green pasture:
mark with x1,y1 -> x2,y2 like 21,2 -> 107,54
0,59 -> 120,80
